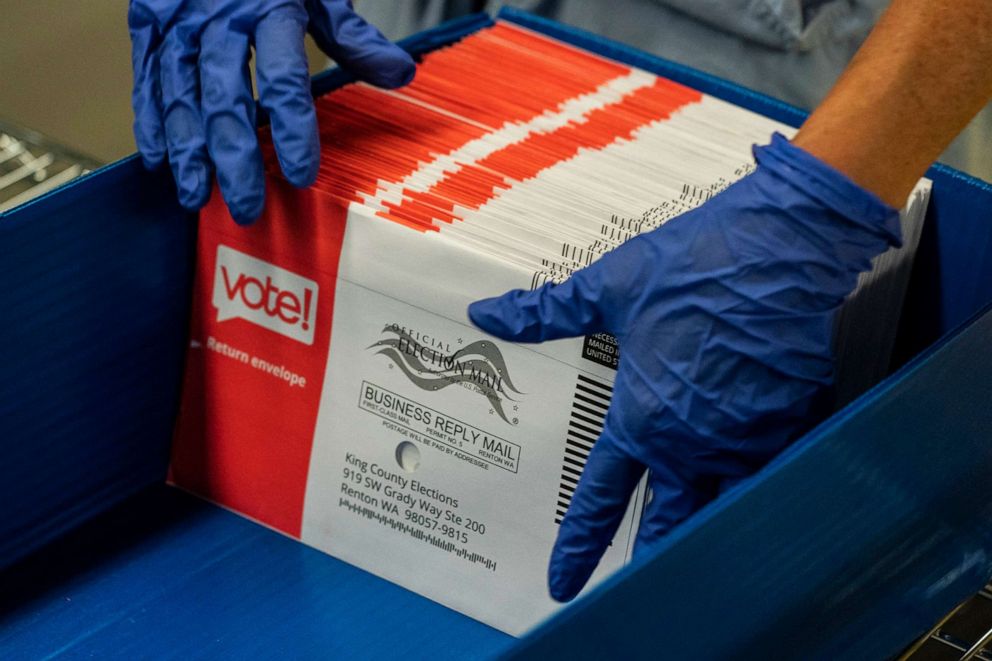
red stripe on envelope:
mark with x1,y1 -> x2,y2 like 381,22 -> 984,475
383,79 -> 703,226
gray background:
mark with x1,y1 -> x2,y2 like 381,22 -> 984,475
2,1 -> 988,180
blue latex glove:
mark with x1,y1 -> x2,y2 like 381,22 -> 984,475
468,134 -> 902,602
128,0 -> 415,224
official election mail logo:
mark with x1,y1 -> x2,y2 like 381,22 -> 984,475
213,245 -> 318,345
368,324 -> 522,423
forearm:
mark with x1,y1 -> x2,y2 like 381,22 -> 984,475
793,0 -> 992,207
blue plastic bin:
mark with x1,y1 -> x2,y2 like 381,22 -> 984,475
2,10 -> 991,660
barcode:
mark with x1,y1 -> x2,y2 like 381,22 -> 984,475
556,374 -> 613,523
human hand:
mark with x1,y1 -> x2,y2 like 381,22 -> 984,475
468,134 -> 902,602
128,0 -> 415,224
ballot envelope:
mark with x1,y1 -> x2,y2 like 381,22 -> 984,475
167,21 -> 930,635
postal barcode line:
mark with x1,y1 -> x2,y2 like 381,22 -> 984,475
566,434 -> 594,451
571,400 -> 607,418
561,463 -> 583,478
569,421 -> 602,439
575,383 -> 611,402
562,455 -> 585,470
556,373 -> 612,524
567,425 -> 599,447
570,410 -> 604,431
564,446 -> 588,461
576,373 -> 613,394
575,393 -> 606,409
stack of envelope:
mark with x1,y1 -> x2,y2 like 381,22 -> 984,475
170,21 -> 930,635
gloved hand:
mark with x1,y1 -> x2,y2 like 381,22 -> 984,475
468,134 -> 902,602
128,0 -> 415,224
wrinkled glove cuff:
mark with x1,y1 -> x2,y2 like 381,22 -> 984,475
754,133 -> 903,249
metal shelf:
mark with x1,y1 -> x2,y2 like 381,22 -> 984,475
0,119 -> 101,213
901,583 -> 992,660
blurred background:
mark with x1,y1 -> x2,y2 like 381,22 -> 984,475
1,0 -> 989,205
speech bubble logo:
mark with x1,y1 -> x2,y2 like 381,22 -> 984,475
212,245 -> 318,345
